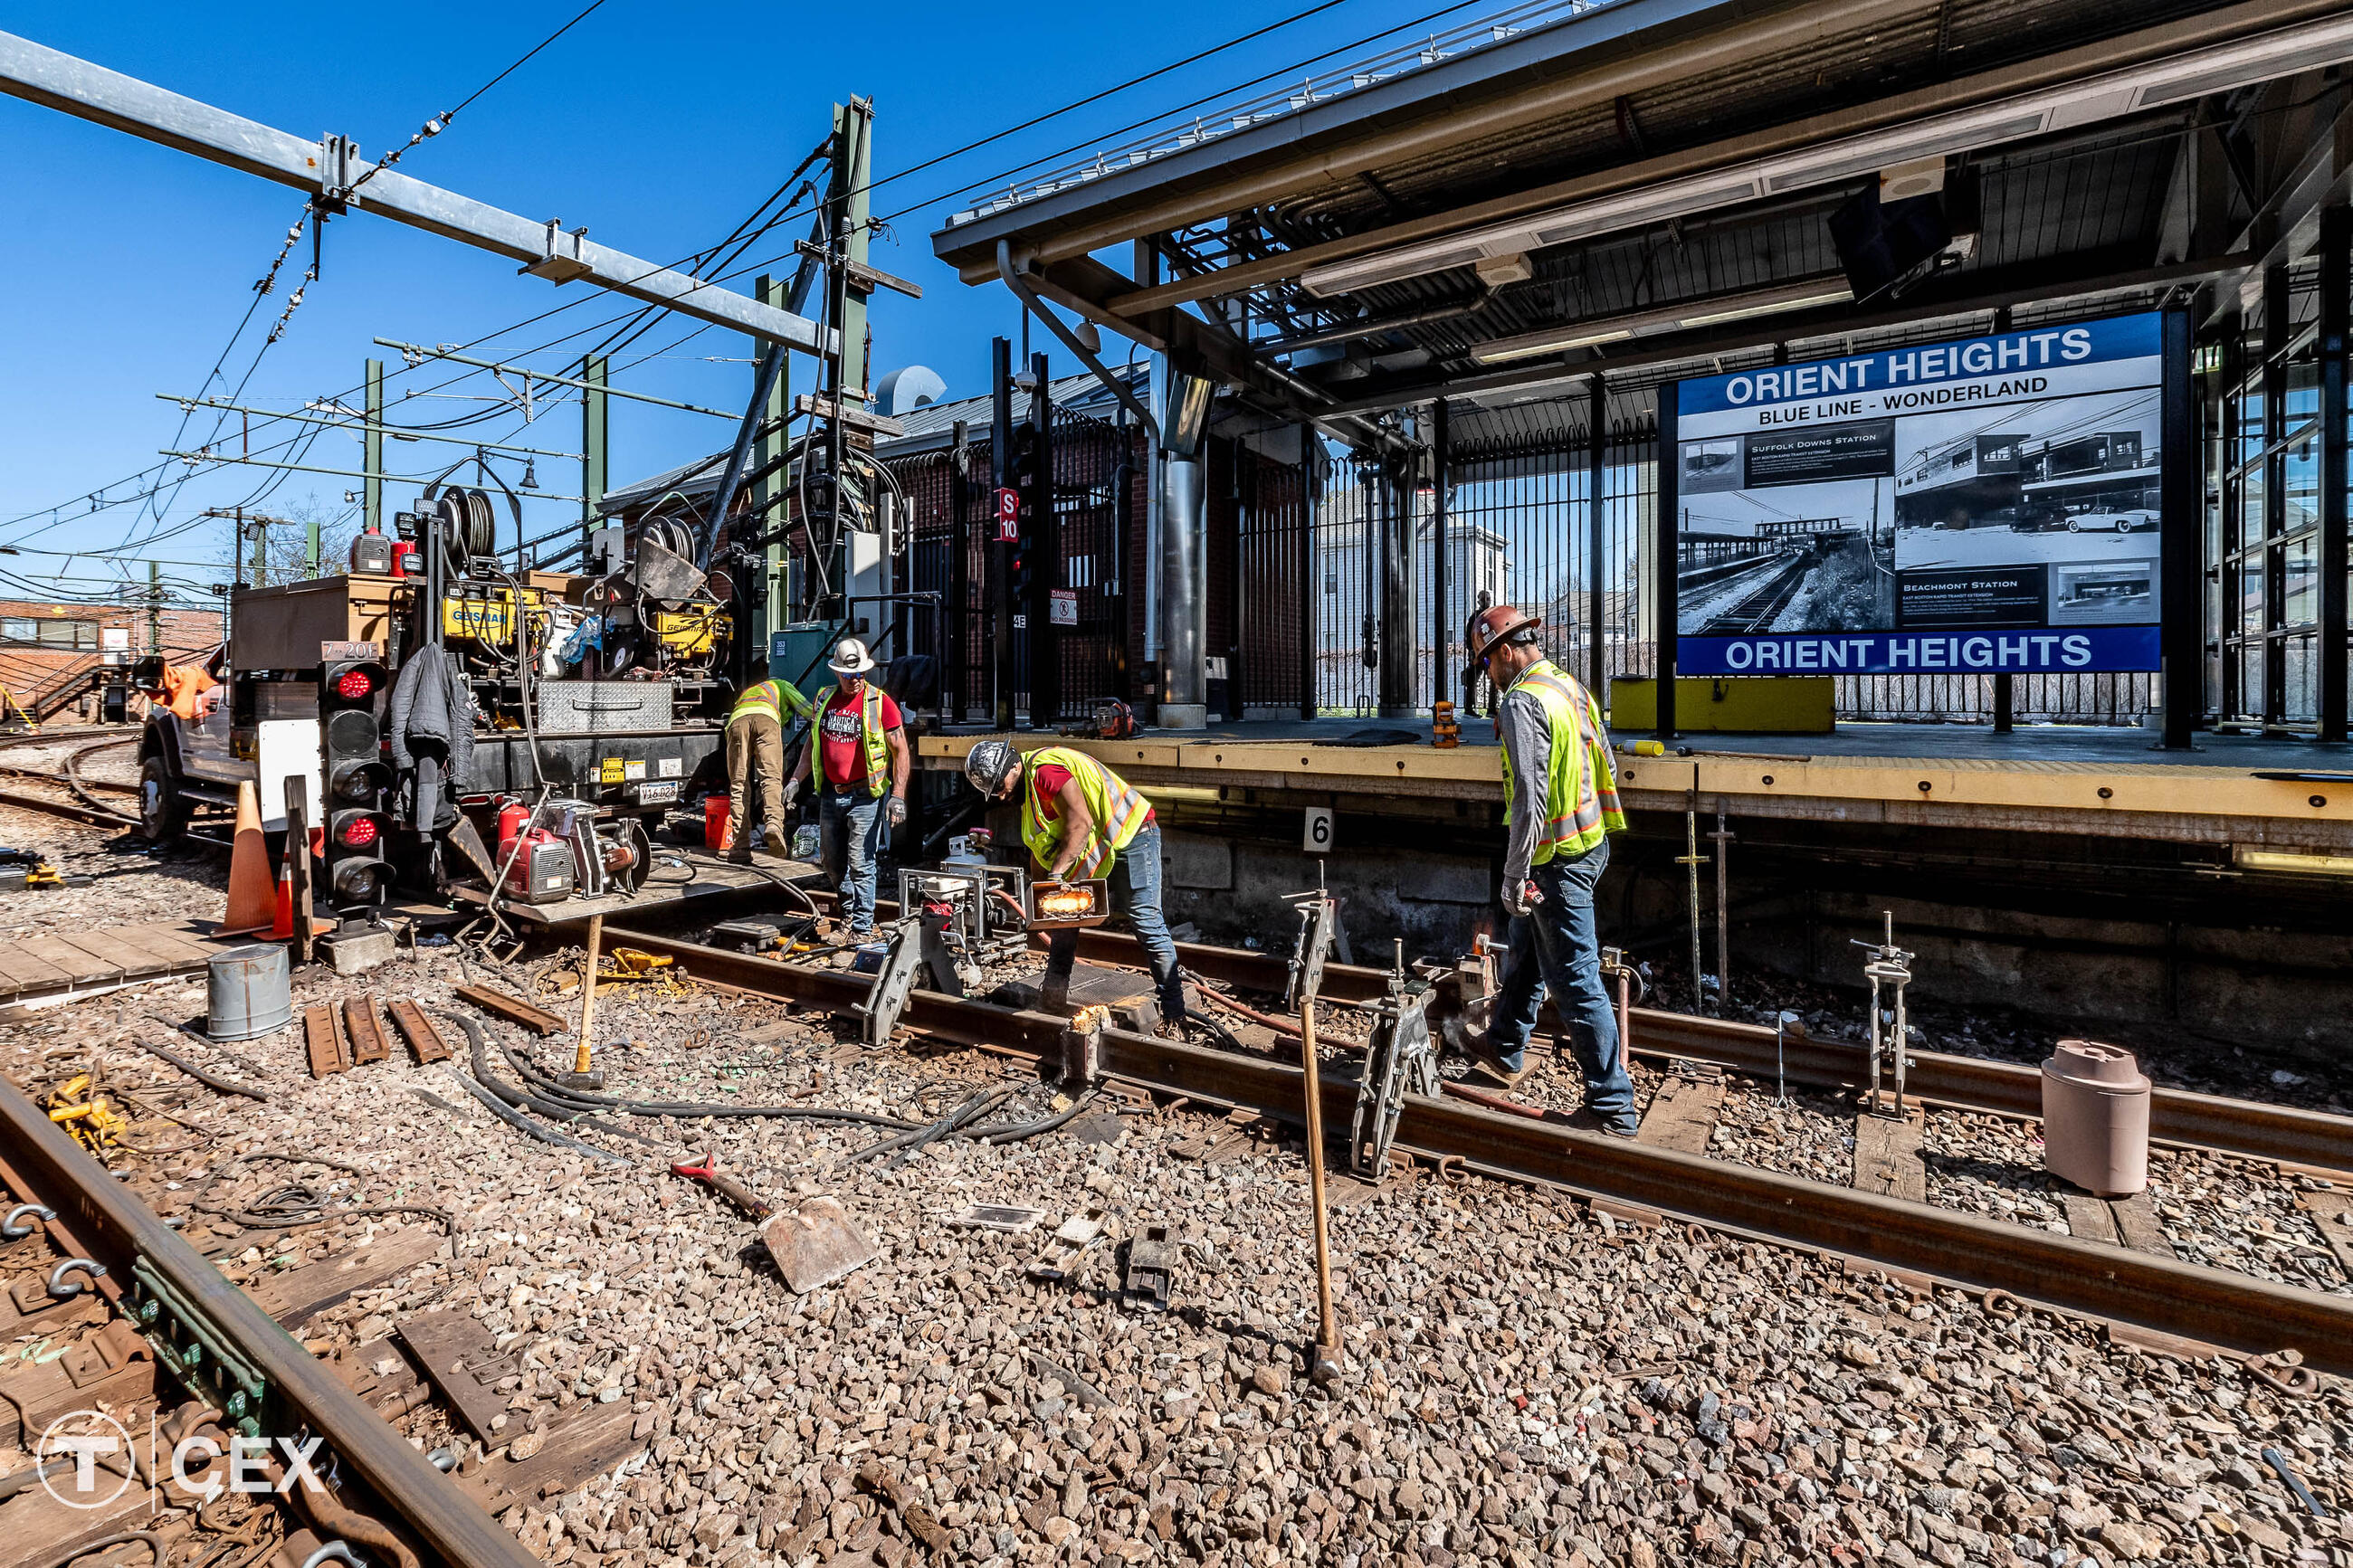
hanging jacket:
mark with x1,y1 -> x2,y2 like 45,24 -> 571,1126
386,648 -> 477,829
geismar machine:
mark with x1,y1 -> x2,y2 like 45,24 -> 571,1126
138,484 -> 743,966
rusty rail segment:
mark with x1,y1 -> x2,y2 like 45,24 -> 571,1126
0,1074 -> 539,1568
606,928 -> 2353,1377
1047,927 -> 2353,1176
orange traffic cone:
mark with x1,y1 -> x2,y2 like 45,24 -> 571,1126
217,781 -> 277,936
265,846 -> 295,941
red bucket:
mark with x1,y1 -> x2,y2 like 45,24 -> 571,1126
704,795 -> 731,851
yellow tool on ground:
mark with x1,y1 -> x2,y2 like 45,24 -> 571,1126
1431,700 -> 1460,748
47,1075 -> 129,1152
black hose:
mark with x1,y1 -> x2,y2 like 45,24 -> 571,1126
438,1012 -> 631,1165
500,1040 -> 921,1128
975,1090 -> 1101,1145
849,1086 -> 1011,1167
121,1035 -> 269,1102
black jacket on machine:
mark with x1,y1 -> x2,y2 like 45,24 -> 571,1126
386,648 -> 476,830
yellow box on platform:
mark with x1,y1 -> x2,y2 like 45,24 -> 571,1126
1609,676 -> 1834,734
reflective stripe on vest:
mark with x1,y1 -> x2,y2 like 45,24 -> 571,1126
1499,660 -> 1624,863
728,679 -> 811,727
813,682 -> 891,796
1020,746 -> 1149,879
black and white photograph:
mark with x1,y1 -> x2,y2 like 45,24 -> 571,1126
1675,474 -> 1896,634
1891,388 -> 2162,568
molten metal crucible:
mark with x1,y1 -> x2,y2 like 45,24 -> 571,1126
1026,879 -> 1111,928
1037,887 -> 1097,917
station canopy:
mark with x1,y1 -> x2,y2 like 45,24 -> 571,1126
933,0 -> 2349,443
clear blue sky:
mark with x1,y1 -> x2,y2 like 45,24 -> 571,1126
0,0 -> 1458,603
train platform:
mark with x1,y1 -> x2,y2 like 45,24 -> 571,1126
918,719 -> 2353,851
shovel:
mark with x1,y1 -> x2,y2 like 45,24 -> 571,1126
670,1154 -> 879,1293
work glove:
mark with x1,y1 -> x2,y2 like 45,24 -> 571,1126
781,779 -> 802,814
887,796 -> 908,827
1501,878 -> 1543,917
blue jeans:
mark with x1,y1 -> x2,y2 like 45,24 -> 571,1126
1490,837 -> 1635,1130
1044,822 -> 1185,1022
820,788 -> 889,935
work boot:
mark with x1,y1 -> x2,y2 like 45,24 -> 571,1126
1567,1106 -> 1640,1139
1464,1038 -> 1532,1090
1038,975 -> 1072,1014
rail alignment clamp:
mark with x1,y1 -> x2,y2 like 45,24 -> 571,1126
612,928 -> 2353,1378
0,1076 -> 538,1568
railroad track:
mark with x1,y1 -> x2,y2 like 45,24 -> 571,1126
607,923 -> 2353,1380
0,1074 -> 537,1568
0,735 -> 232,847
1695,553 -> 1807,634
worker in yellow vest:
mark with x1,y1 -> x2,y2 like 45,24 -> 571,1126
1458,604 -> 1636,1134
789,639 -> 910,937
723,670 -> 814,860
963,737 -> 1187,1027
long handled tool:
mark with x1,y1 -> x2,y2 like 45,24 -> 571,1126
565,913 -> 605,1090
1283,881 -> 1344,1382
670,1152 -> 879,1293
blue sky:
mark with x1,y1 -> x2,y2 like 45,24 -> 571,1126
0,0 -> 1461,602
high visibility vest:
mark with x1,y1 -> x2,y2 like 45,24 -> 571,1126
1498,660 -> 1624,864
728,678 -> 812,727
811,681 -> 891,796
1020,747 -> 1149,879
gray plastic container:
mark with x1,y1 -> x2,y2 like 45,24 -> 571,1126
207,943 -> 291,1041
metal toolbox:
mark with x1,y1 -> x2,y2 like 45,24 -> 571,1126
535,680 -> 674,735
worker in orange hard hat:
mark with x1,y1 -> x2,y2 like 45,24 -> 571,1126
1456,603 -> 1635,1132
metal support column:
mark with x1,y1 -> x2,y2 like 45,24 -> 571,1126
2320,208 -> 2349,743
948,419 -> 972,723
748,284 -> 788,679
1158,450 -> 1207,728
1026,351 -> 1058,728
1655,379 -> 1681,738
2159,308 -> 2202,747
1993,673 -> 2015,733
1586,377 -> 1606,702
1377,449 -> 1415,718
1430,400 -> 1450,709
1299,423 -> 1318,720
990,337 -> 1015,730
580,352 -> 608,559
363,358 -> 384,537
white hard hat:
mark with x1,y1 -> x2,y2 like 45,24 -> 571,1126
828,637 -> 877,676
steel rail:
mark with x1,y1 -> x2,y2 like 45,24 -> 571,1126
0,1075 -> 540,1568
1045,927 -> 2353,1176
605,927 -> 2353,1376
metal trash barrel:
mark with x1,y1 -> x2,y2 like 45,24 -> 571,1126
207,943 -> 292,1041
2041,1039 -> 2151,1198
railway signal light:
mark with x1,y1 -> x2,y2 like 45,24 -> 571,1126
319,656 -> 391,921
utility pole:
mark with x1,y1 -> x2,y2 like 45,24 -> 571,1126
580,353 -> 608,556
364,358 -> 385,535
147,562 -> 160,655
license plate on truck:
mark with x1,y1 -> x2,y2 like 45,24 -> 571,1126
634,781 -> 681,804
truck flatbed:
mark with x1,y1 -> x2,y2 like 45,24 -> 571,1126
448,844 -> 824,925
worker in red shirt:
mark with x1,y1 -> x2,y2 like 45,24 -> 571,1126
788,639 -> 909,938
962,737 -> 1186,1027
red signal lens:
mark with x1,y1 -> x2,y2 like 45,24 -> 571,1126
335,670 -> 375,701
338,816 -> 379,849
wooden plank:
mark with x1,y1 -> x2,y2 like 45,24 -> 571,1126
464,1398 -> 643,1511
305,1003 -> 351,1078
2108,1193 -> 2177,1259
2295,1190 -> 2353,1278
119,925 -> 224,965
344,994 -> 390,1066
396,1312 -> 512,1444
12,934 -> 120,984
386,997 -> 452,1064
243,1229 -> 444,1327
454,984 -> 567,1035
1852,1112 -> 1929,1203
2062,1190 -> 2122,1245
49,929 -> 175,980
1636,1074 -> 1725,1155
0,942 -> 79,996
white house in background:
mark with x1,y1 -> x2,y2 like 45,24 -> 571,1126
1310,485 -> 1509,709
